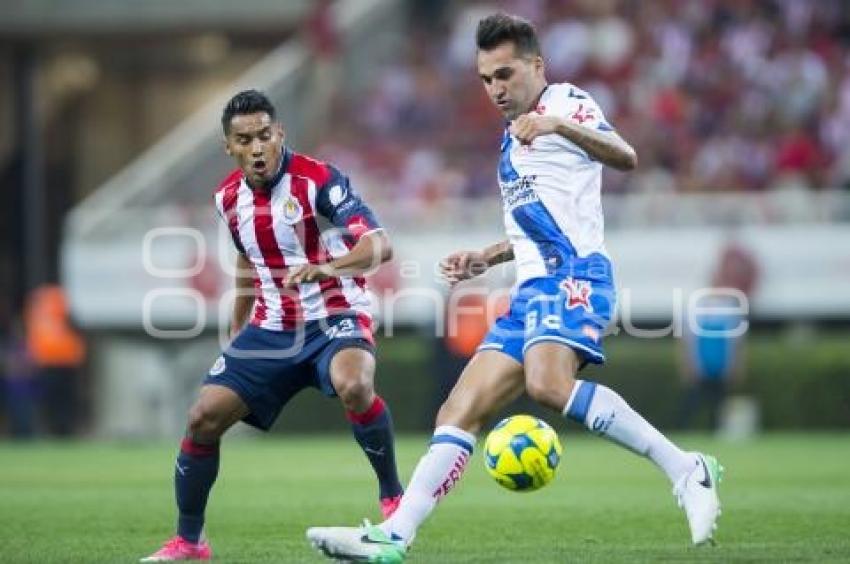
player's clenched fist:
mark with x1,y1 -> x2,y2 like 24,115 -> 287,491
439,250 -> 490,286
510,114 -> 562,145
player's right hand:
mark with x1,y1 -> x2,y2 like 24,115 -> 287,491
439,251 -> 489,286
510,113 -> 562,145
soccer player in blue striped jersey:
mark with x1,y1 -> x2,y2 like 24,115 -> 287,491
307,13 -> 723,562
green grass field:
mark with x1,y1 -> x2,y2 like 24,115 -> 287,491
1,434 -> 849,563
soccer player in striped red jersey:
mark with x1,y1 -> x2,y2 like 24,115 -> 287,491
141,90 -> 402,562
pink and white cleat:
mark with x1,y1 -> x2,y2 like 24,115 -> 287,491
140,536 -> 212,562
380,494 -> 402,519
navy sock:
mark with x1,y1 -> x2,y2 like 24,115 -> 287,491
348,396 -> 403,499
175,437 -> 220,543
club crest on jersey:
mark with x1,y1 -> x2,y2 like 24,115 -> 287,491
560,277 -> 593,311
281,195 -> 302,224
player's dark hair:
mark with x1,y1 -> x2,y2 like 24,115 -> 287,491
221,89 -> 276,133
476,13 -> 541,58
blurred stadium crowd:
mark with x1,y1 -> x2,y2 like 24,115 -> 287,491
3,0 -> 850,438
317,0 -> 850,207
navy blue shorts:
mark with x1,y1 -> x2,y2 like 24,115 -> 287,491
203,315 -> 374,431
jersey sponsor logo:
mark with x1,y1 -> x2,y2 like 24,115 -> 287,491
209,355 -> 226,376
325,318 -> 356,339
336,198 -> 357,215
500,174 -> 539,211
570,103 -> 596,125
561,278 -> 594,311
328,184 -> 347,206
281,195 -> 303,224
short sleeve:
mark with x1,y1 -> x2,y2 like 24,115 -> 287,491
556,86 -> 616,133
315,165 -> 383,241
213,192 -> 246,255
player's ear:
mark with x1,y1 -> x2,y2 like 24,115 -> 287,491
534,55 -> 545,74
223,136 -> 233,156
275,122 -> 285,142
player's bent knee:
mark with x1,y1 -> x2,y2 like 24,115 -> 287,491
187,402 -> 229,441
334,371 -> 374,410
525,373 -> 554,405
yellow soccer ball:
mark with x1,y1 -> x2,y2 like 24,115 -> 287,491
483,415 -> 563,492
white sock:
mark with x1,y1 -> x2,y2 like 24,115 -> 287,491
379,425 -> 475,544
564,380 -> 697,483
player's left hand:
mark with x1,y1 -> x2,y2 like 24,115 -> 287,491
283,264 -> 334,286
510,114 -> 562,145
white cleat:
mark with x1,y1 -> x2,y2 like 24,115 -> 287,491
673,453 -> 724,545
306,520 -> 406,563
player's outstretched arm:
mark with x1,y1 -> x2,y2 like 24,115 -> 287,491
230,252 -> 256,337
440,240 -> 513,287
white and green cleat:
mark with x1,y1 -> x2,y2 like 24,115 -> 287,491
674,453 -> 725,545
307,520 -> 406,563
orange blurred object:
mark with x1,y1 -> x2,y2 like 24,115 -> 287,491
24,285 -> 86,367
445,292 -> 509,358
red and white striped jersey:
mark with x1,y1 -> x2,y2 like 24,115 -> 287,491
214,149 -> 382,331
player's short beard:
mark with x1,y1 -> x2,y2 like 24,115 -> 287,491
505,104 -> 525,121
497,101 -> 517,120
